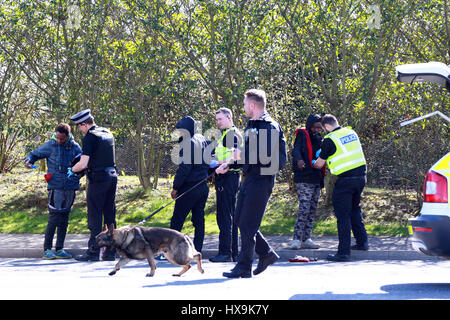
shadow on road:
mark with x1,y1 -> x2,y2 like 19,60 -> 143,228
289,283 -> 450,300
142,277 -> 233,288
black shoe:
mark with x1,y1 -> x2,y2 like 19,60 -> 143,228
326,253 -> 350,262
253,251 -> 279,275
209,254 -> 232,263
102,254 -> 116,261
223,266 -> 252,278
75,251 -> 100,262
102,249 -> 116,261
351,244 -> 369,251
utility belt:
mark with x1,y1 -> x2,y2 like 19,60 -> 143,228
87,166 -> 117,183
87,166 -> 117,173
337,175 -> 366,181
220,168 -> 240,175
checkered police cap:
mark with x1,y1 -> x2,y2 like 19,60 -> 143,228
70,109 -> 92,124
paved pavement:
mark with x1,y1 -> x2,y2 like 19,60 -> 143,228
0,233 -> 444,261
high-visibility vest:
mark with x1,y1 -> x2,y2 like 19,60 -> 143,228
215,126 -> 241,171
324,127 -> 366,175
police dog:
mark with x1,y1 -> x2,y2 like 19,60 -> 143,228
94,224 -> 204,277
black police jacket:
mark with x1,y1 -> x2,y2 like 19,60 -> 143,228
231,112 -> 287,177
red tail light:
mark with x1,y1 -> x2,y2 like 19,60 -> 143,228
423,171 -> 448,203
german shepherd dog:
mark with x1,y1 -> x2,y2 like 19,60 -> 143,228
94,224 -> 204,277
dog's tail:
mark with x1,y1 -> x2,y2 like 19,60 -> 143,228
184,234 -> 198,255
184,234 -> 204,274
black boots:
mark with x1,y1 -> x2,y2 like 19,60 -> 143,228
253,251 -> 279,275
75,248 -> 116,261
222,265 -> 252,278
223,251 -> 280,278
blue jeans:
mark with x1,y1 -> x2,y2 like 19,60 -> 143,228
44,189 -> 76,251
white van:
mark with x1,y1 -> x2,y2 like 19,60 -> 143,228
396,62 -> 450,259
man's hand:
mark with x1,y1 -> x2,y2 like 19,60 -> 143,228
215,163 -> 229,175
171,189 -> 178,199
24,161 -> 33,169
297,159 -> 306,169
232,148 -> 241,161
313,157 -> 326,169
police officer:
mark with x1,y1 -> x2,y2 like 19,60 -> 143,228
70,109 -> 118,261
209,108 -> 242,263
313,114 -> 368,262
219,89 -> 287,278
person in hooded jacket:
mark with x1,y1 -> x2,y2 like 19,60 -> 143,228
25,123 -> 81,260
289,114 -> 324,250
170,116 -> 211,252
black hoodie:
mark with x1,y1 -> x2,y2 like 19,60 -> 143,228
173,116 -> 211,190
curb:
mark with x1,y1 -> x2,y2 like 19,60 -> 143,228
0,233 -> 443,261
0,248 -> 442,261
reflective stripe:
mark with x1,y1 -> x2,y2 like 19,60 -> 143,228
325,127 -> 366,175
215,127 -> 241,172
327,148 -> 363,164
215,128 -> 235,161
330,157 -> 366,174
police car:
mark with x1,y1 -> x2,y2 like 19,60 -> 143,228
396,62 -> 450,259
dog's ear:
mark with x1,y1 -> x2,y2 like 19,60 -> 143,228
108,223 -> 115,235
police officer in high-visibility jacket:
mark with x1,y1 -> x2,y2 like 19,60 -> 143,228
209,108 -> 242,263
313,114 -> 368,262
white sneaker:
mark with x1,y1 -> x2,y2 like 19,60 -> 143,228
288,240 -> 302,250
301,238 -> 320,249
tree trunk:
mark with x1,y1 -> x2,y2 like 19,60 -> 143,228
152,148 -> 163,189
135,117 -> 151,190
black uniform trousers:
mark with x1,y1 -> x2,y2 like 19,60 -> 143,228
170,181 -> 209,252
234,174 -> 275,271
215,171 -> 240,258
86,169 -> 118,252
332,175 -> 368,256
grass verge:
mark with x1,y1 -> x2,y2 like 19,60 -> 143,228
0,170 -> 418,236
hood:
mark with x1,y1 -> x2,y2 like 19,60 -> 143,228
306,114 -> 321,130
175,116 -> 196,137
